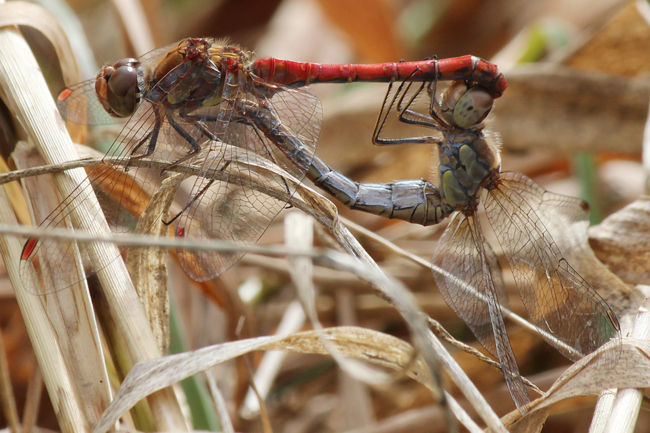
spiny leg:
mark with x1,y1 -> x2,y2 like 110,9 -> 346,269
373,72 -> 444,146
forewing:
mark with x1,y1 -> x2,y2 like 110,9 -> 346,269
485,172 -> 620,361
176,76 -> 322,281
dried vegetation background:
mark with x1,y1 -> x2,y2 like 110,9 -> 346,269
1,0 -> 650,432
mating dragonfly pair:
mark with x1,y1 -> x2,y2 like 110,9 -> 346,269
20,38 -> 619,411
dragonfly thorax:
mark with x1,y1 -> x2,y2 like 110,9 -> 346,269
94,38 -> 256,119
438,130 -> 500,214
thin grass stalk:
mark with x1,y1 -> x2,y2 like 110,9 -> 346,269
602,298 -> 650,433
21,365 -> 43,433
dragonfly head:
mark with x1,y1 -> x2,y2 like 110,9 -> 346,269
439,82 -> 493,129
95,58 -> 142,118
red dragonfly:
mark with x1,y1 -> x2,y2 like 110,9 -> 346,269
371,77 -> 620,411
20,37 -> 506,294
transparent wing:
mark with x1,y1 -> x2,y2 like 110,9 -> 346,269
432,213 -> 529,409
57,79 -> 116,125
176,75 -> 322,281
21,51 -> 212,295
485,172 -> 620,361
433,213 -> 497,353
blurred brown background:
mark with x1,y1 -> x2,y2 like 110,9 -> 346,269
2,0 -> 650,432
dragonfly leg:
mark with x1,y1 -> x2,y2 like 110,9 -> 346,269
124,113 -> 162,171
164,159 -> 233,224
162,115 -> 202,172
179,111 -> 220,141
164,178 -> 216,225
127,129 -> 154,163
373,79 -> 444,146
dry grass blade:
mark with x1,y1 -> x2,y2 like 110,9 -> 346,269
21,364 -> 44,433
290,191 -> 457,429
287,212 -> 390,385
93,327 -> 429,433
601,297 -> 650,432
0,24 -> 111,429
0,1 -> 80,85
285,212 -> 376,428
0,21 -> 185,431
240,301 -> 305,419
286,212 -> 316,320
13,141 -> 112,427
205,371 -> 235,433
316,253 -> 505,433
0,183 -> 86,432
0,155 -> 30,226
0,1 -> 84,143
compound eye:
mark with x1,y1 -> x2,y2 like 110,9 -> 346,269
438,81 -> 469,126
106,59 -> 140,117
440,82 -> 468,112
453,87 -> 493,129
114,58 -> 138,69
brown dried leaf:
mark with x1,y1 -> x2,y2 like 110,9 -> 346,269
126,173 -> 182,355
502,338 -> 650,428
563,2 -> 650,77
492,65 -> 650,155
589,196 -> 650,286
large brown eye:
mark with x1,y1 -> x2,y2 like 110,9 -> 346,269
452,87 -> 493,129
106,58 -> 140,117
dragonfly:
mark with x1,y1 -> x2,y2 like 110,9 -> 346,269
371,77 -> 621,411
20,37 -> 507,293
